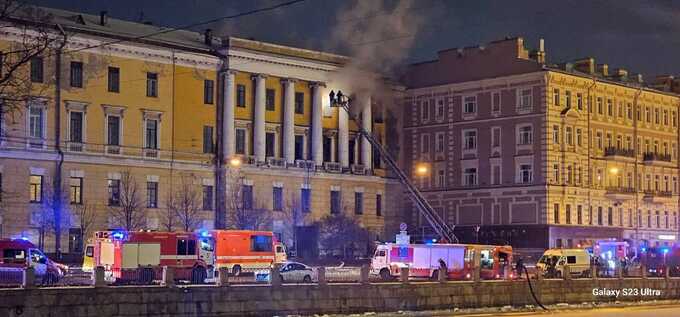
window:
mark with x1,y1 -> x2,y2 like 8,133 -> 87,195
606,207 -> 613,226
147,181 -> 158,208
463,130 -> 477,150
106,116 -> 120,146
235,129 -> 246,155
518,88 -> 532,110
565,126 -> 573,145
330,190 -> 341,214
627,103 -> 632,119
265,132 -> 275,158
108,179 -> 120,206
618,102 -> 623,118
273,187 -> 283,211
30,56 -> 43,83
29,106 -> 44,144
146,73 -> 158,97
463,96 -> 476,114
596,132 -> 602,149
664,110 -> 668,125
552,125 -> 559,144
552,164 -> 559,183
376,194 -> 382,217
646,107 -> 651,122
294,135 -> 304,160
250,235 -> 273,252
301,188 -> 311,213
69,112 -> 83,143
435,133 -> 445,153
294,92 -> 304,114
553,203 -> 560,224
463,168 -> 477,186
29,175 -> 43,203
597,97 -> 603,114
436,99 -> 445,119
202,185 -> 213,210
607,99 -> 613,116
70,177 -> 83,204
177,239 -> 197,255
566,165 -> 573,184
565,91 -> 571,108
665,211 -> 669,229
437,169 -> 446,187
203,126 -> 214,154
70,61 -> 83,88
566,205 -> 571,224
203,79 -> 214,104
656,210 -> 660,228
576,129 -> 582,146
236,84 -> 246,107
576,93 -> 583,110
598,207 -> 603,225
655,108 -> 660,124
577,205 -> 583,224
145,119 -> 158,149
492,165 -> 501,185
107,67 -> 120,92
242,184 -> 253,210
421,100 -> 430,121
354,192 -> 363,215
266,89 -> 275,111
553,88 -> 560,106
492,92 -> 501,113
0,173 -> 3,202
519,164 -> 532,183
673,111 -> 677,127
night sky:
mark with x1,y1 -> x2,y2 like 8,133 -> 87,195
23,0 -> 680,78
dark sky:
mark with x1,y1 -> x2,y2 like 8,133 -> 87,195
23,0 -> 680,78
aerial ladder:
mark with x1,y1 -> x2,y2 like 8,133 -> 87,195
330,91 -> 458,243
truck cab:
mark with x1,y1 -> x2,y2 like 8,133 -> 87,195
0,239 -> 64,284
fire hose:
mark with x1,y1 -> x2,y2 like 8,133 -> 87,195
522,265 -> 547,311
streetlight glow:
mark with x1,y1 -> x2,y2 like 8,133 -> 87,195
416,163 -> 429,176
609,167 -> 619,175
229,157 -> 242,167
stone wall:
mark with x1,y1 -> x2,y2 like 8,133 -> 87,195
1,278 -> 679,316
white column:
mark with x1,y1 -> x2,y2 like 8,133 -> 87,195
311,82 -> 325,166
253,74 -> 266,162
338,103 -> 349,168
222,70 -> 236,160
282,78 -> 296,164
360,94 -> 372,168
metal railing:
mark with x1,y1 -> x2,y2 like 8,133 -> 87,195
604,147 -> 635,158
643,152 -> 672,162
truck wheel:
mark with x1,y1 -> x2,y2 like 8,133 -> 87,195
379,268 -> 391,281
232,265 -> 242,277
303,275 -> 312,283
191,267 -> 207,284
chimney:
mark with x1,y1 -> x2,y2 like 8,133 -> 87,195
204,29 -> 213,46
597,64 -> 609,77
99,11 -> 108,26
530,38 -> 546,64
573,58 -> 595,74
652,75 -> 674,91
612,68 -> 628,81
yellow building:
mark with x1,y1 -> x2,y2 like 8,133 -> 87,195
0,7 -> 399,257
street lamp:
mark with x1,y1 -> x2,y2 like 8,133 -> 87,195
229,157 -> 242,168
415,163 -> 429,177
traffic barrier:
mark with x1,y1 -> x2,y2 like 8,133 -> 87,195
399,267 -> 409,283
591,264 -> 598,280
360,265 -> 369,285
563,265 -> 571,280
317,267 -> 327,286
93,266 -> 106,287
271,264 -> 282,287
162,266 -> 174,287
217,267 -> 229,286
641,264 -> 647,279
22,267 -> 35,289
0,267 -> 24,288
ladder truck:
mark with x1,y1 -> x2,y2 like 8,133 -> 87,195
329,91 -> 458,243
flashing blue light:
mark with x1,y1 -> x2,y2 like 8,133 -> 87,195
431,239 -> 438,243
111,231 -> 126,240
641,247 -> 647,253
662,248 -> 670,254
200,231 -> 212,238
20,237 -> 29,241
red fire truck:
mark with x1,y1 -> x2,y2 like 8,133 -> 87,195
93,230 -> 215,284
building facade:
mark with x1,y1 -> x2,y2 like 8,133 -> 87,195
0,7 -> 399,256
401,37 -> 680,252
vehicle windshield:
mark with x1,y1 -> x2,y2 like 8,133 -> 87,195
29,249 -> 47,264
538,255 -> 560,264
200,238 -> 214,252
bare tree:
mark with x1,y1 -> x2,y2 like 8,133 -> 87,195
225,168 -> 272,230
159,205 -> 177,232
318,212 -> 370,259
108,171 -> 146,231
167,174 -> 203,232
71,201 -> 97,246
33,179 -> 71,250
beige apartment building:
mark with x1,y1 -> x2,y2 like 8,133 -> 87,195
0,6 -> 400,257
401,37 -> 679,252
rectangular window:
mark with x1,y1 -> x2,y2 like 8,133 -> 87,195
435,133 -> 445,153
250,235 -> 272,252
673,111 -> 677,127
107,67 -> 120,92
265,88 -> 275,111
242,184 -> 253,210
607,207 -> 613,226
354,192 -> 363,215
330,190 -> 341,214
376,194 -> 382,217
202,185 -> 213,211
108,179 -> 120,206
492,92 -> 501,113
597,97 -> 603,114
70,61 -> 83,88
655,108 -> 660,124
565,90 -> 571,108
519,164 -> 532,183
464,168 -> 477,186
421,100 -> 430,121
566,205 -> 571,224
576,93 -> 583,110
301,188 -> 311,213
294,92 -> 304,114
664,110 -> 668,125
265,132 -> 275,158
177,239 -> 197,255
519,88 -> 532,110
598,207 -> 603,225
273,187 -> 283,211
435,99 -> 444,119
552,125 -> 559,144
576,128 -> 582,146
518,125 -> 532,145
145,119 -> 158,149
146,72 -> 158,97
607,99 -> 613,116
294,135 -> 304,160
627,103 -> 632,119
29,175 -> 43,203
421,134 -> 430,153
30,56 -> 43,83
577,205 -> 583,224
553,88 -> 560,106
463,96 -> 476,114
29,106 -> 44,144
69,112 -> 83,143
491,127 -> 501,148
203,126 -> 214,154
463,130 -> 477,150
565,126 -> 573,145
70,177 -> 83,205
146,181 -> 158,208
236,84 -> 246,107
106,116 -> 120,146
203,79 -> 214,104
235,129 -> 246,155
553,203 -> 560,224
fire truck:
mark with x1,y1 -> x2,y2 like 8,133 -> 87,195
212,230 -> 287,276
370,243 -> 513,281
93,230 -> 214,284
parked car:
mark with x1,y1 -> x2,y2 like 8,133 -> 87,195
0,239 -> 64,284
279,261 -> 316,283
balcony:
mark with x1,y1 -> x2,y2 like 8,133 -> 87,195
105,145 -> 121,155
351,164 -> 368,175
324,162 -> 342,173
643,190 -> 674,204
68,142 -> 84,152
266,157 -> 286,168
143,148 -> 159,159
605,186 -> 635,201
294,159 -> 315,170
643,152 -> 673,166
604,147 -> 635,160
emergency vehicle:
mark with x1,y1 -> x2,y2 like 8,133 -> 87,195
370,243 -> 513,281
212,230 -> 287,276
93,230 -> 215,284
0,239 -> 65,284
644,246 -> 680,277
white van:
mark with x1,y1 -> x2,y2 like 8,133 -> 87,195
536,248 -> 591,278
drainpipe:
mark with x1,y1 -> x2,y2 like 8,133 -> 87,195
215,66 -> 226,229
585,78 -> 596,243
53,24 -> 67,258
633,87 -> 642,250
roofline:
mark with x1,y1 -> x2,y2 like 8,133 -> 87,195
224,36 -> 350,66
546,67 -> 680,98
